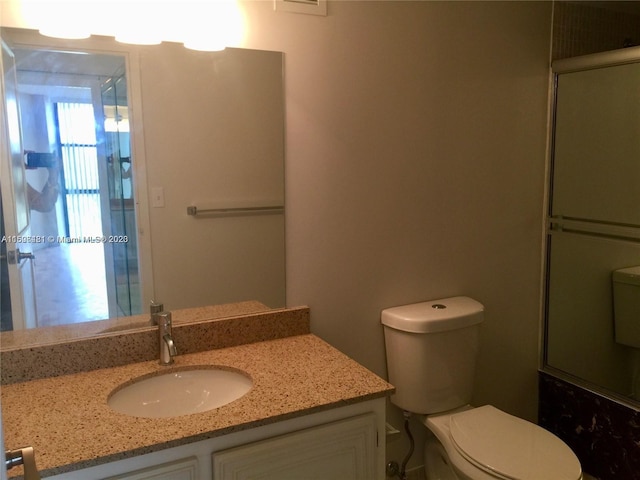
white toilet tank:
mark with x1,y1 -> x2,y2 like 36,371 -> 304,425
382,296 -> 484,414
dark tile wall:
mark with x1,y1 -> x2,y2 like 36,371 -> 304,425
539,371 -> 640,480
553,1 -> 640,60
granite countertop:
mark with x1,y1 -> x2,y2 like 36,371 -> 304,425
1,334 -> 394,478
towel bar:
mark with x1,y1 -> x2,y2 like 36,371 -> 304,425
187,205 -> 284,216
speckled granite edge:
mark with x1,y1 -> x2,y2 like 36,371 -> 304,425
1,306 -> 310,384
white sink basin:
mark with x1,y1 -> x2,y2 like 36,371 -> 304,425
108,367 -> 253,418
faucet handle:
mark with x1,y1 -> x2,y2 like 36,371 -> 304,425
150,300 -> 163,313
150,300 -> 164,325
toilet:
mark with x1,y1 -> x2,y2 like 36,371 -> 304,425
381,296 -> 582,480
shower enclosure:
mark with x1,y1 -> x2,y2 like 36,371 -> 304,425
101,73 -> 140,316
544,47 -> 640,403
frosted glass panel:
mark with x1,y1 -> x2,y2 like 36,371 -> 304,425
546,232 -> 638,396
552,62 -> 640,225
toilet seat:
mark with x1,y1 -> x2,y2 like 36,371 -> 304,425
424,405 -> 582,480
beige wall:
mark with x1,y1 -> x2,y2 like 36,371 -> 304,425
239,0 -> 552,424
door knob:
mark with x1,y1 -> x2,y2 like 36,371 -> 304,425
7,249 -> 35,265
16,249 -> 35,262
5,446 -> 41,480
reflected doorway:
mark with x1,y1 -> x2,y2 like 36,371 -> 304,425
0,46 -> 141,330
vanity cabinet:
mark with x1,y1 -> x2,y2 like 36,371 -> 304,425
44,399 -> 385,480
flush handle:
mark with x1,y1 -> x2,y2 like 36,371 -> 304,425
5,446 -> 41,480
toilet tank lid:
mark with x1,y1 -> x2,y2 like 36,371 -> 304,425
381,296 -> 484,333
613,266 -> 640,286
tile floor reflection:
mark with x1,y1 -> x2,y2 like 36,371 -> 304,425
34,243 -> 108,327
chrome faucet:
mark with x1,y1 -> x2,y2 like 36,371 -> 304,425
157,312 -> 177,365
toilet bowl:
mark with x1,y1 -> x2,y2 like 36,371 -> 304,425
422,405 -> 582,480
381,296 -> 583,480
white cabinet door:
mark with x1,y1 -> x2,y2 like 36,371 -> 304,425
104,457 -> 198,480
212,413 -> 377,480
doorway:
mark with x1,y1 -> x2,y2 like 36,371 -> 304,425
0,45 -> 142,330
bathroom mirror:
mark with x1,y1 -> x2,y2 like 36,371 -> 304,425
544,46 -> 640,407
0,27 -> 285,346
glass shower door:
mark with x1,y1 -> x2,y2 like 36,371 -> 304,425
545,56 -> 640,401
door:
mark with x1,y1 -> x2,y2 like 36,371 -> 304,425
1,39 -> 37,330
